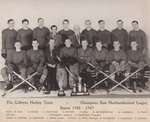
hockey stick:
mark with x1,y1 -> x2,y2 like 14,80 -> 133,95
88,63 -> 131,92
2,72 -> 38,97
110,64 -> 148,91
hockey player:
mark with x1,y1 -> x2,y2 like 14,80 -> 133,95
129,20 -> 147,53
33,18 -> 50,49
57,38 -> 78,90
77,39 -> 94,88
97,20 -> 111,50
111,20 -> 128,51
1,19 -> 17,59
92,41 -> 110,89
1,41 -> 27,90
127,41 -> 147,92
26,39 -> 45,90
17,19 -> 33,50
44,38 -> 59,94
49,25 -> 62,49
108,40 -> 127,82
81,20 -> 97,47
58,19 -> 74,45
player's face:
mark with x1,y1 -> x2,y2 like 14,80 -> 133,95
132,22 -> 138,30
81,40 -> 88,48
63,22 -> 69,29
38,19 -> 44,27
32,41 -> 39,48
8,21 -> 15,28
96,42 -> 102,50
49,39 -> 55,47
51,27 -> 57,34
15,42 -> 21,49
65,39 -> 72,47
117,21 -> 123,29
113,41 -> 120,49
99,21 -> 105,29
85,21 -> 92,29
131,41 -> 137,49
22,21 -> 29,28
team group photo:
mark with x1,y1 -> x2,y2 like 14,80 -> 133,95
0,16 -> 150,97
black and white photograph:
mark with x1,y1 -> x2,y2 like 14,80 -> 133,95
0,0 -> 149,98
0,0 -> 150,122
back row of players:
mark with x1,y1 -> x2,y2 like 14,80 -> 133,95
1,18 -> 149,94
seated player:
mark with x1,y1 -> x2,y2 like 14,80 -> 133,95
1,41 -> 27,90
92,40 -> 110,89
77,39 -> 94,88
127,41 -> 148,92
57,38 -> 78,95
26,39 -> 46,91
108,40 -> 127,82
44,38 -> 59,94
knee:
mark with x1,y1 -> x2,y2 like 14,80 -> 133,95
1,67 -> 8,76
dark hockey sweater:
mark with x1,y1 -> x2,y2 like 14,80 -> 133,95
17,28 -> 33,49
2,28 -> 17,53
33,27 -> 50,48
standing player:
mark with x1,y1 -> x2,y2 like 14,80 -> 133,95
33,18 -> 50,49
58,19 -> 74,45
17,19 -> 33,50
81,20 -> 97,47
1,41 -> 27,90
129,20 -> 147,53
111,20 -> 128,51
1,19 -> 17,59
97,20 -> 111,50
49,25 -> 62,48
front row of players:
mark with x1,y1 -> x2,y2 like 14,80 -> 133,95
1,38 -> 149,95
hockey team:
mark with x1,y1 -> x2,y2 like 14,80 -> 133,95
1,18 -> 150,96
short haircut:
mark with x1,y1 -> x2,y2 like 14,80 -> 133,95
37,18 -> 44,22
63,19 -> 69,24
33,39 -> 38,42
51,25 -> 57,30
81,38 -> 88,43
15,41 -> 21,44
7,19 -> 14,24
65,38 -> 71,42
22,19 -> 29,24
98,20 -> 104,24
113,40 -> 120,43
96,40 -> 102,44
117,19 -> 123,23
132,20 -> 139,24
